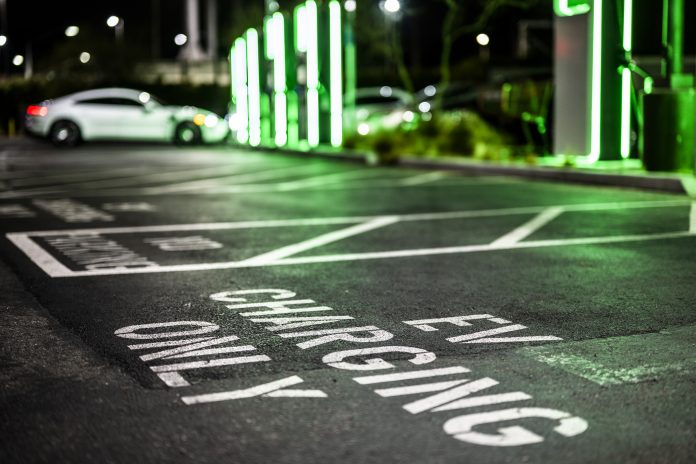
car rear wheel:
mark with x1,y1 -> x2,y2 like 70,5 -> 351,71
49,120 -> 81,147
174,122 -> 202,145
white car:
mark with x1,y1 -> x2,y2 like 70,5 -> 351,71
25,88 -> 229,146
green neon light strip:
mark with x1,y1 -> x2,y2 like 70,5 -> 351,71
234,37 -> 248,144
588,0 -> 602,162
246,29 -> 261,147
295,5 -> 307,53
272,13 -> 288,146
554,0 -> 591,17
620,0 -> 633,159
329,1 -> 343,147
306,1 -> 320,147
230,46 -> 236,102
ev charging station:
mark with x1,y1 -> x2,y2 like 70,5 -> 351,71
229,0 -> 355,150
553,0 -> 634,162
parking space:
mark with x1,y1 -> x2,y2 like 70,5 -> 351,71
1,143 -> 695,463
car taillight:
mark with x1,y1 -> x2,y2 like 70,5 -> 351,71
26,105 -> 48,117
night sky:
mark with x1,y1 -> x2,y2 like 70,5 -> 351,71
0,1 -> 694,73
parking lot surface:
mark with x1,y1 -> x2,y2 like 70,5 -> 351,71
1,141 -> 695,463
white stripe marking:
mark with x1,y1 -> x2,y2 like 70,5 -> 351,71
403,378 -> 499,414
354,367 -> 471,385
150,355 -> 271,372
447,325 -> 527,343
240,216 -> 399,265
432,392 -> 532,411
490,207 -> 564,247
398,172 -> 447,186
690,202 -> 696,233
181,375 -> 326,404
375,380 -> 469,397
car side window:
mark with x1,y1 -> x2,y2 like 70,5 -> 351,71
75,98 -> 143,107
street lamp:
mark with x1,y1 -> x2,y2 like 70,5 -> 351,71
174,34 -> 188,46
65,26 -> 79,37
0,34 -> 7,46
79,52 -> 91,64
12,54 -> 23,66
106,15 -> 124,42
476,33 -> 490,61
383,0 -> 401,14
344,0 -> 356,12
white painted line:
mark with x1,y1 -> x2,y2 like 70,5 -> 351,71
270,168 -> 384,191
375,380 -> 469,397
690,202 -> 696,233
5,233 -> 75,277
403,378 -> 499,414
239,216 -> 399,265
8,200 -> 694,277
398,172 -> 447,186
432,392 -> 532,411
447,325 -> 527,343
12,199 -> 690,237
354,367 -> 471,385
490,207 -> 564,247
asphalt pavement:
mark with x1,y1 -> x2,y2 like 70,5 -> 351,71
1,139 -> 695,463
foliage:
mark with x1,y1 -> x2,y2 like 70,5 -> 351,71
345,110 -> 513,164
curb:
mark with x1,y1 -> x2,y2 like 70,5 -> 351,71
245,144 -> 694,196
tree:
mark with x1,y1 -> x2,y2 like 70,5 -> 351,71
438,0 -> 540,103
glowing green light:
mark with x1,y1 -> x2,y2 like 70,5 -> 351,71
644,76 -> 653,94
588,0 -> 603,163
234,37 -> 248,144
620,0 -> 633,159
246,28 -> 261,147
329,1 -> 343,147
305,1 -> 320,147
295,5 -> 307,53
554,0 -> 591,17
270,13 -> 288,146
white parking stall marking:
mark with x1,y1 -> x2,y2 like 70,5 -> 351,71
239,216 -> 399,265
490,207 -> 564,247
398,172 -> 448,186
690,202 -> 696,233
6,199 -> 694,277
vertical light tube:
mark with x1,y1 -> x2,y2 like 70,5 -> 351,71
329,1 -> 343,147
620,0 -> 633,159
272,13 -> 288,146
246,28 -> 261,147
588,0 -> 603,163
234,37 -> 248,144
306,1 -> 320,147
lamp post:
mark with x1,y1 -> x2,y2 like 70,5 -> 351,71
476,33 -> 490,62
106,16 -> 124,43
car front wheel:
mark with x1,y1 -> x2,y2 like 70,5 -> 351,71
174,122 -> 202,145
49,120 -> 81,147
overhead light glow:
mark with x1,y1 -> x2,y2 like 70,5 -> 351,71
0,35 -> 6,47
138,92 -> 151,103
379,86 -> 393,97
204,114 -> 219,127
418,101 -> 431,113
106,16 -> 120,28
79,52 -> 91,63
357,123 -> 370,135
344,0 -> 357,12
423,85 -> 436,97
383,0 -> 401,14
476,33 -> 490,46
65,26 -> 79,37
174,34 -> 188,46
12,55 -> 24,66
402,110 -> 415,122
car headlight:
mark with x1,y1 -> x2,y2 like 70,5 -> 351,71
204,114 -> 219,127
193,114 -> 206,126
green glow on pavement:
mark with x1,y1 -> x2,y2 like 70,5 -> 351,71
329,1 -> 343,148
234,37 -> 248,144
554,0 -> 591,16
305,1 -> 320,147
246,28 -> 261,147
588,0 -> 603,163
620,0 -> 633,159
